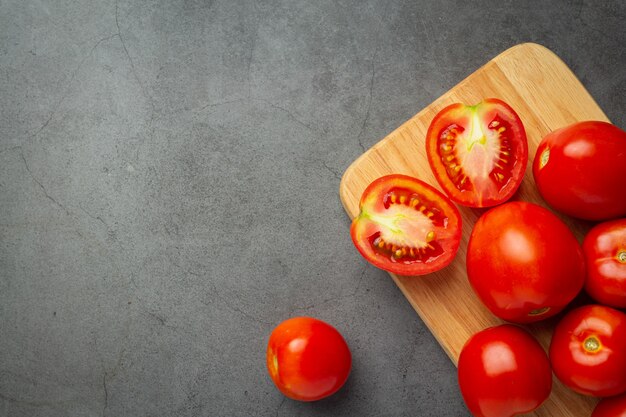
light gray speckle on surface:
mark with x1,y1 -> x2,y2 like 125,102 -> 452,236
1,0 -> 624,416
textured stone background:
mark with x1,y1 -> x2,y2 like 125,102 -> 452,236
1,1 -> 624,416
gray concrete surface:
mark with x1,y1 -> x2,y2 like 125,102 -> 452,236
1,0 -> 624,416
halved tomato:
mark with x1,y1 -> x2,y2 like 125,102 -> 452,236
426,98 -> 528,207
350,174 -> 462,276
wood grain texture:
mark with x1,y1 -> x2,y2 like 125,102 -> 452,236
339,43 -> 609,416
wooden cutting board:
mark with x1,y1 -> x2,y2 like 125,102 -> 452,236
339,43 -> 609,416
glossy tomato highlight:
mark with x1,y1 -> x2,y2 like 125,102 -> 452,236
266,317 -> 351,401
533,121 -> 626,221
550,305 -> 626,397
466,201 -> 585,323
583,218 -> 626,308
350,174 -> 462,276
458,325 -> 552,417
426,98 -> 528,208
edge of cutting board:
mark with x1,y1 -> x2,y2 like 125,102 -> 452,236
338,42 -> 610,417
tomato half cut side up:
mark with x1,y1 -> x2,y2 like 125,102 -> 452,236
350,174 -> 462,276
426,98 -> 528,208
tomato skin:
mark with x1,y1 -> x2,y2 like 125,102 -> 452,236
550,305 -> 626,397
266,317 -> 351,401
426,98 -> 528,208
533,121 -> 626,221
583,219 -> 626,308
592,392 -> 626,417
350,174 -> 462,276
458,325 -> 552,417
466,201 -> 585,323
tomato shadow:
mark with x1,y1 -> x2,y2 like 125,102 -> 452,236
292,367 -> 359,415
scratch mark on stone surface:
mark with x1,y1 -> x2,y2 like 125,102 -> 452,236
209,279 -> 271,325
148,311 -> 166,326
28,34 -> 118,141
102,372 -> 109,417
577,17 -> 621,45
149,99 -> 243,130
138,306 -> 181,331
246,28 -> 257,99
170,260 -> 262,324
574,0 -> 584,20
295,264 -> 368,311
115,0 -> 156,116
321,160 -> 341,180
356,49 -> 377,152
309,156 -> 341,180
418,13 -> 442,70
170,260 -> 202,278
20,150 -> 71,216
252,98 -> 318,133
275,396 -> 286,417
168,260 -> 270,325
197,98 -> 246,113
0,392 -> 73,408
79,204 -> 107,227
0,145 -> 22,155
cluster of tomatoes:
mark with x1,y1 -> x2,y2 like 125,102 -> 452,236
265,99 -> 626,416
350,99 -> 626,417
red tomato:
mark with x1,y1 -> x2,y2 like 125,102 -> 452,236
533,121 -> 626,221
426,98 -> 528,208
458,325 -> 552,417
583,219 -> 626,308
266,317 -> 351,401
466,201 -> 585,323
550,305 -> 626,397
592,392 -> 626,417
350,174 -> 462,276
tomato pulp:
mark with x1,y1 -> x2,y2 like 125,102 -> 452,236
458,325 -> 552,417
550,305 -> 626,397
466,201 -> 585,323
426,98 -> 528,208
583,218 -> 626,308
533,121 -> 626,221
266,317 -> 351,401
350,174 -> 462,276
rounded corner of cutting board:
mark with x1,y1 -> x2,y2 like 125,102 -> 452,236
339,153 -> 369,217
336,42 -> 606,416
496,42 -> 560,62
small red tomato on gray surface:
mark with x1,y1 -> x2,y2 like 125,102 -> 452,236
266,317 -> 351,401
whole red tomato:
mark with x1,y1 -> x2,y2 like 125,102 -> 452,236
533,121 -> 626,221
592,392 -> 626,417
550,305 -> 626,397
350,174 -> 462,276
426,98 -> 528,208
458,325 -> 552,417
466,201 -> 585,323
266,317 -> 351,401
583,218 -> 626,308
